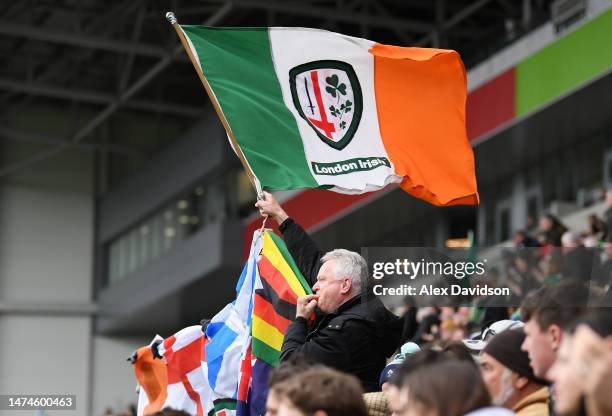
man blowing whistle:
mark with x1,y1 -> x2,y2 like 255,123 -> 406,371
255,192 -> 402,392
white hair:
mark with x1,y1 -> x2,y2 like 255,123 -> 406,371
561,231 -> 580,247
492,368 -> 515,406
320,249 -> 367,295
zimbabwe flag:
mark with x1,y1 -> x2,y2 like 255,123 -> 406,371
252,230 -> 312,366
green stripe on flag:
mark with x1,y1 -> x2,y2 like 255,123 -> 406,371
181,26 -> 318,190
268,231 -> 313,295
208,398 -> 237,416
252,337 -> 281,367
516,10 -> 612,116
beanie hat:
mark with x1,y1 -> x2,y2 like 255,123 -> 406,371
379,342 -> 421,386
482,328 -> 547,385
379,363 -> 401,387
400,342 -> 420,355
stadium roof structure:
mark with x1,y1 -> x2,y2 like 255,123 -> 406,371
0,0 -> 554,182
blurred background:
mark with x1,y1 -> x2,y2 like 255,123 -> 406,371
0,0 -> 611,414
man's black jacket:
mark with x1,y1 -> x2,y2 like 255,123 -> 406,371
278,218 -> 402,392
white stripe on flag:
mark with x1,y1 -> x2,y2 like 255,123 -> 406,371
268,28 -> 398,192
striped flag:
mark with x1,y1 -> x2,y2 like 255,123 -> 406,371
133,230 -> 311,415
175,25 -> 478,206
234,230 -> 312,415
252,230 -> 312,366
134,232 -> 263,416
204,230 -> 263,414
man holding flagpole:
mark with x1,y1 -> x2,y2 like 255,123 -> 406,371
255,192 -> 402,392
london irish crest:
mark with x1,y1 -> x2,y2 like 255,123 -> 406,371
289,60 -> 363,150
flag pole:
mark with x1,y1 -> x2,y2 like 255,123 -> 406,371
165,12 -> 262,196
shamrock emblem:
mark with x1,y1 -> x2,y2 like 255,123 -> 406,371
288,60 -> 363,150
325,74 -> 352,130
325,75 -> 347,97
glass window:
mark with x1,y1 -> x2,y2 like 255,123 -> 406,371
103,168 -> 255,287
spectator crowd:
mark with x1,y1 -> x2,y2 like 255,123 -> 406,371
147,282 -> 611,416
110,193 -> 612,416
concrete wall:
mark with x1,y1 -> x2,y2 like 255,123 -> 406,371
91,335 -> 150,416
0,104 -> 233,414
0,145 -> 94,415
0,316 -> 92,416
0,143 -> 147,415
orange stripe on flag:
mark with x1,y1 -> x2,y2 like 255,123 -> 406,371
258,255 -> 299,304
370,44 -> 479,206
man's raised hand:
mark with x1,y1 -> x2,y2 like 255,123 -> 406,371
254,191 -> 289,225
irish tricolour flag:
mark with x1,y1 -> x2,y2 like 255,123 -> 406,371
176,25 -> 479,206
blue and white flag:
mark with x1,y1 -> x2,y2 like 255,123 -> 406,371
204,231 -> 263,412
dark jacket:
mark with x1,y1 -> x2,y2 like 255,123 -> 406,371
561,247 -> 598,282
278,218 -> 402,392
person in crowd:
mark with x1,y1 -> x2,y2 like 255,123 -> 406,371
526,215 -> 538,234
520,280 -> 590,416
515,230 -> 541,248
439,318 -> 468,341
520,280 -> 589,379
273,366 -> 368,416
433,306 -> 470,342
432,340 -> 476,363
386,342 -> 479,415
365,342 -> 421,416
399,359 -> 514,416
410,306 -> 441,344
398,296 -> 418,344
547,310 -> 612,416
560,231 -> 598,282
514,249 -> 543,296
466,408 -> 521,416
382,374 -> 403,416
584,214 -> 606,245
363,390 -> 390,416
481,329 -> 549,415
375,343 -> 419,416
380,342 -> 421,390
603,188 -> 612,239
266,354 -> 318,416
481,305 -> 512,331
467,271 -> 511,328
538,214 -> 568,248
463,319 -> 524,360
540,252 -> 563,285
150,409 -> 191,416
593,234 -> 612,285
255,191 -> 402,392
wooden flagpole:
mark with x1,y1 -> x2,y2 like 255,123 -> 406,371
165,12 -> 262,196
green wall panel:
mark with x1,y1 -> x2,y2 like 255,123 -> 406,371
516,10 -> 612,116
